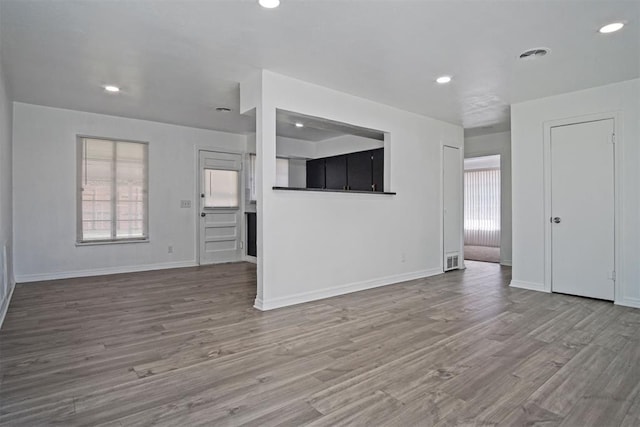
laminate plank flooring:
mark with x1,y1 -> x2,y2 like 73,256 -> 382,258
1,261 -> 639,426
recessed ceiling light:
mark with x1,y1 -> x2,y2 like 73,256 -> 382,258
599,22 -> 624,34
258,0 -> 280,8
436,76 -> 452,84
103,85 -> 120,93
295,122 -> 304,128
215,107 -> 232,112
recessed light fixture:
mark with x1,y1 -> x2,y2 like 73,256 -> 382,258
258,0 -> 280,8
436,76 -> 452,84
295,122 -> 304,128
599,22 -> 624,34
103,85 -> 120,93
215,107 -> 232,112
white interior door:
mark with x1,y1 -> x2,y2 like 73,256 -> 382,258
443,145 -> 462,270
199,151 -> 242,265
551,119 -> 614,300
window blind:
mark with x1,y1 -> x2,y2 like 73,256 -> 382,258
464,168 -> 501,247
79,138 -> 148,242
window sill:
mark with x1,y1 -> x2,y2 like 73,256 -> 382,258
273,186 -> 396,195
76,239 -> 150,247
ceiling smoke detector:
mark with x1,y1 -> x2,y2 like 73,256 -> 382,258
215,107 -> 232,112
519,48 -> 550,60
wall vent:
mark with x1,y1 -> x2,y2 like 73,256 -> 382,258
445,253 -> 460,271
519,47 -> 550,60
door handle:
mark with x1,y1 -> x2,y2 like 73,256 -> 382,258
201,212 -> 206,217
553,217 -> 561,224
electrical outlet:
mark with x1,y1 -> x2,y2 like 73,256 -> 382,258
168,245 -> 173,254
180,200 -> 192,208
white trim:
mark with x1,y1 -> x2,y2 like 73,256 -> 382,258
510,280 -> 548,292
254,267 -> 443,311
243,255 -> 257,264
15,260 -> 198,283
615,297 -> 640,309
75,239 -> 150,247
542,112 -> 622,301
500,259 -> 512,267
442,144 -> 464,271
0,281 -> 16,330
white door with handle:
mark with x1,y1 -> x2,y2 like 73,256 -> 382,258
551,119 -> 614,300
199,151 -> 242,265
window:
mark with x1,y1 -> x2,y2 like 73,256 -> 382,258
78,137 -> 148,243
204,169 -> 239,208
249,154 -> 289,201
464,164 -> 501,247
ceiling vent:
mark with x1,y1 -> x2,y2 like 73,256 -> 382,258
519,48 -> 550,59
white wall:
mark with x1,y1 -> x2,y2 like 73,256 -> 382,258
0,30 -> 15,327
313,135 -> 384,159
246,134 -> 315,159
511,79 -> 640,307
247,133 -> 311,189
241,71 -> 463,310
288,158 -> 306,188
12,103 -> 246,282
464,131 -> 512,265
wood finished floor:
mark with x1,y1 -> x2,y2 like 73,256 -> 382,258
1,261 -> 640,426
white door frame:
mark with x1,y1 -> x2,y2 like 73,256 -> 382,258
442,144 -> 465,271
543,111 -> 622,301
194,147 -> 246,265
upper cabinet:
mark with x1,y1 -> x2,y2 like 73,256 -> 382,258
306,158 -> 326,189
372,148 -> 384,192
325,155 -> 348,190
306,148 -> 384,192
347,150 -> 373,191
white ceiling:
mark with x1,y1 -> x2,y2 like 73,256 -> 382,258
276,109 -> 384,142
1,1 -> 638,137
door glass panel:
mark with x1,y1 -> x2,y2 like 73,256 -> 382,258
204,169 -> 239,208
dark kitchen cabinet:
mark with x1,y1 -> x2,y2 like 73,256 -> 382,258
324,155 -> 348,190
305,148 -> 384,192
306,158 -> 325,189
347,150 -> 373,191
372,148 -> 384,192
246,212 -> 257,257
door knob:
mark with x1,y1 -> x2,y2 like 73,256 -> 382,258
201,212 -> 206,217
553,217 -> 561,224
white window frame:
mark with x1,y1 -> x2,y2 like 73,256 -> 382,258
76,136 -> 149,245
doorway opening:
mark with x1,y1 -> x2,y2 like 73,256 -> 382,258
464,155 -> 501,263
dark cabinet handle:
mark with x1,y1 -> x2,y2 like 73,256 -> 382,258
201,212 -> 206,217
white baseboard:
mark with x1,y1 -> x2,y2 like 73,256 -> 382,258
615,297 -> 640,309
254,267 -> 443,311
0,281 -> 16,330
510,279 -> 547,293
15,260 -> 199,283
242,255 -> 257,264
500,259 -> 512,267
